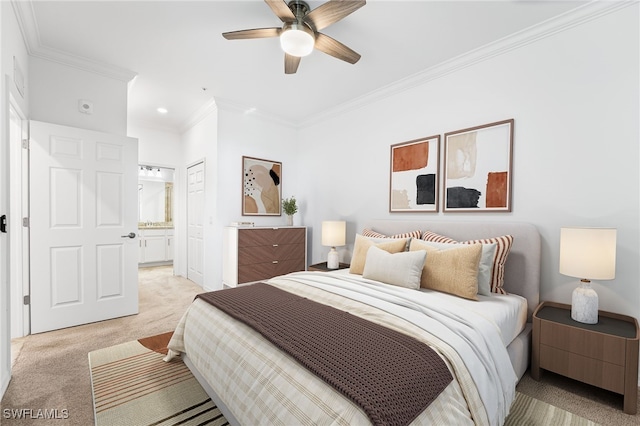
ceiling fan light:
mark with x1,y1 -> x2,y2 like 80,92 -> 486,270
280,24 -> 314,57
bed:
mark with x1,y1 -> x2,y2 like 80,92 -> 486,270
166,220 -> 541,426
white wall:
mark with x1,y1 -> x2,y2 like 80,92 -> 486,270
211,106 -> 299,290
179,109 -> 218,283
298,5 -> 639,319
29,57 -> 129,136
128,124 -> 182,167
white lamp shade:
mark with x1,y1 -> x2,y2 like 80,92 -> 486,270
280,25 -> 315,57
559,227 -> 616,280
322,221 -> 346,247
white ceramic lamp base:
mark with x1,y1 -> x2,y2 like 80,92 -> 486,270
571,280 -> 598,324
327,247 -> 339,269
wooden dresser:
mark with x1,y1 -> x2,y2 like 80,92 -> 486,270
532,301 -> 639,414
223,226 -> 307,287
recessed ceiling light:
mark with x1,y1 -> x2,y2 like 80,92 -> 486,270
157,107 -> 168,114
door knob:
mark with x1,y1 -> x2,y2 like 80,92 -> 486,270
121,232 -> 136,239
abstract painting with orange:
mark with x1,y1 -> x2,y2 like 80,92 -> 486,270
443,119 -> 513,212
389,136 -> 440,212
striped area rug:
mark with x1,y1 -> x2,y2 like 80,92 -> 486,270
90,333 -> 597,426
88,333 -> 228,426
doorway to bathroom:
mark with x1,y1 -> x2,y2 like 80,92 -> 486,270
138,165 -> 174,267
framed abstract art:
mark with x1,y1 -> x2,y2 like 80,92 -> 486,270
389,135 -> 440,212
443,119 -> 514,212
242,156 -> 282,216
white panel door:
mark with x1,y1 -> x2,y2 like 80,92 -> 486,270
29,121 -> 139,333
187,162 -> 204,286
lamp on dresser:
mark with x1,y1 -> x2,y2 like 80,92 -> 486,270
559,227 -> 617,324
322,221 -> 346,269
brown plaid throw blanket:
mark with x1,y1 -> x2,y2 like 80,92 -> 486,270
197,283 -> 452,426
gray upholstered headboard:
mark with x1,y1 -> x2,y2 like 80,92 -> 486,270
364,220 -> 541,320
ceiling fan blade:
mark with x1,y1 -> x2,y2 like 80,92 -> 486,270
304,0 -> 366,31
315,33 -> 361,64
265,0 -> 296,22
284,54 -> 301,74
222,27 -> 281,40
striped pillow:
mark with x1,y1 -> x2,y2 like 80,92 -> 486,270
421,230 -> 514,294
362,229 -> 422,240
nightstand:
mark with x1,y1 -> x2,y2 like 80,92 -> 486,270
308,262 -> 350,272
532,301 -> 639,414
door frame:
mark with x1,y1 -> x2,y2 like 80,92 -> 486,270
9,95 -> 29,338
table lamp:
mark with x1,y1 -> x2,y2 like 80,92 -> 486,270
559,227 -> 617,324
322,221 -> 346,269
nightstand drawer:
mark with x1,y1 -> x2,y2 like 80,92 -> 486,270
540,320 -> 626,365
540,344 -> 625,393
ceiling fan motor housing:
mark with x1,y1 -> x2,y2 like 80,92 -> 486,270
287,0 -> 311,23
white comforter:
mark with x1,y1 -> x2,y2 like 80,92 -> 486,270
167,271 -> 517,425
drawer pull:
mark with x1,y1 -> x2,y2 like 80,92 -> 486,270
273,244 -> 279,247
272,261 -> 279,264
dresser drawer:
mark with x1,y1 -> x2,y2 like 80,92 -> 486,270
238,258 -> 306,283
540,344 -> 625,393
238,227 -> 305,247
540,320 -> 626,365
238,243 -> 304,265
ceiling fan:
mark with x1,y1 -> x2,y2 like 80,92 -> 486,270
222,0 -> 366,74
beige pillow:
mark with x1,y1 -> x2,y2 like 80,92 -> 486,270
413,240 -> 497,296
421,230 -> 513,294
362,246 -> 426,289
410,239 -> 482,300
349,234 -> 408,275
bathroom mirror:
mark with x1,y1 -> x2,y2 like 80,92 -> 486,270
138,166 -> 174,226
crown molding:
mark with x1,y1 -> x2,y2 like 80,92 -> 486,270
180,98 -> 219,134
12,0 -> 137,82
298,0 -> 636,128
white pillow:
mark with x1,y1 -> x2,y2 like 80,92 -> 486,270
411,240 -> 496,296
362,246 -> 426,290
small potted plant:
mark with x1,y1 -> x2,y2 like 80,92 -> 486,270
282,196 -> 298,226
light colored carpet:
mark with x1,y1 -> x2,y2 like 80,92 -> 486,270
516,371 -> 640,426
